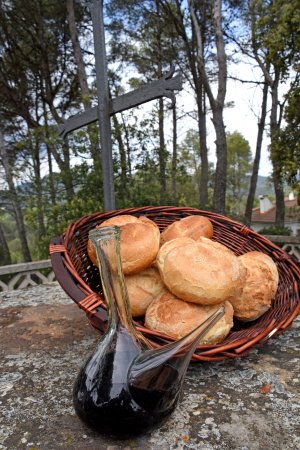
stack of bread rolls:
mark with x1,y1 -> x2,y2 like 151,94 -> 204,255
87,214 -> 279,345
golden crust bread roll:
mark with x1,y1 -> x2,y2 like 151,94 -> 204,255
157,237 -> 246,306
145,290 -> 234,344
246,251 -> 279,297
160,215 -> 213,246
156,237 -> 195,273
125,266 -> 166,317
87,215 -> 160,274
229,252 -> 278,322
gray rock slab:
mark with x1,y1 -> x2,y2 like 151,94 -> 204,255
0,283 -> 300,450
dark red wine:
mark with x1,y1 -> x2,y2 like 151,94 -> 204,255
128,363 -> 181,411
73,329 -> 180,439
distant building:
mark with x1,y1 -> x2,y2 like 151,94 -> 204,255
251,192 -> 299,236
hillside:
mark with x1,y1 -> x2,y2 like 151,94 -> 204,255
255,175 -> 275,198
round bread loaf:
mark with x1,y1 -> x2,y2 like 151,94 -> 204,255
246,251 -> 279,296
145,290 -> 234,344
87,215 -> 160,274
156,237 -> 195,273
157,237 -> 246,306
229,252 -> 277,322
160,215 -> 213,245
125,266 -> 166,317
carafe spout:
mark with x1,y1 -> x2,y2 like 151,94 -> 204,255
128,306 -> 225,411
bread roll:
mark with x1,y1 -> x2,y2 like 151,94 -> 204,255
157,237 -> 246,306
246,251 -> 279,297
156,237 -> 195,273
145,290 -> 234,344
160,215 -> 213,246
125,266 -> 166,317
229,252 -> 277,322
87,215 -> 160,274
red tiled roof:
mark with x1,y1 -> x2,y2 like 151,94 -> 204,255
251,205 -> 275,222
251,198 -> 298,223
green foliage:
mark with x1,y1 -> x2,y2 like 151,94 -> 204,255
176,129 -> 214,208
252,0 -> 300,77
22,162 -> 104,259
258,225 -> 292,236
275,86 -> 300,192
226,131 -> 252,215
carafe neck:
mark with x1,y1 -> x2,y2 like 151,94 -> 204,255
89,226 -> 148,343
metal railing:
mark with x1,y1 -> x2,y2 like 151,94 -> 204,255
0,235 -> 299,292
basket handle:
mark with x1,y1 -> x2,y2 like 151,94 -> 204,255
50,236 -> 88,304
49,236 -> 108,334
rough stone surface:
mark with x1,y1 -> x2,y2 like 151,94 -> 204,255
1,282 -> 300,450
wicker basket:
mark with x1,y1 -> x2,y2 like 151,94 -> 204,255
49,206 -> 300,361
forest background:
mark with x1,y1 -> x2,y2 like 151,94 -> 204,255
0,0 -> 299,265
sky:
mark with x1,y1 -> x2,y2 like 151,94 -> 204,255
174,57 -> 274,178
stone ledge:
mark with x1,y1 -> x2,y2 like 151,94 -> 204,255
0,283 -> 300,450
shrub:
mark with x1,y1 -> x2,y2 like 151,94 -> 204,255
258,225 -> 292,236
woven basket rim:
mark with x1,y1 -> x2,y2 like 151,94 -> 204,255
50,205 -> 300,362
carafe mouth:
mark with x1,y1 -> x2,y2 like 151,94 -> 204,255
89,225 -> 120,241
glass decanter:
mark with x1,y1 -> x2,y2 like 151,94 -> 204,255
73,226 -> 225,438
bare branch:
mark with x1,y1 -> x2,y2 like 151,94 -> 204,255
188,0 -> 215,108
228,75 -> 264,85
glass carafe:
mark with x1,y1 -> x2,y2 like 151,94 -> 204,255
73,226 -> 225,438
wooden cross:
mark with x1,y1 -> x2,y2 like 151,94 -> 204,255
58,0 -> 182,210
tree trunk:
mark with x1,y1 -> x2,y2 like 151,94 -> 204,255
158,97 -> 167,205
212,106 -> 227,213
42,102 -> 56,206
196,82 -> 208,208
66,0 -> 102,171
171,104 -> 178,205
270,72 -> 285,226
212,0 -> 227,214
0,221 -> 12,265
159,0 -> 210,206
112,114 -> 128,196
62,140 -> 75,202
245,79 -> 268,225
190,0 -> 227,213
66,0 -> 90,104
156,0 -> 167,205
0,129 -> 32,262
46,139 -> 56,207
194,2 -> 208,209
31,134 -> 46,240
121,113 -> 132,181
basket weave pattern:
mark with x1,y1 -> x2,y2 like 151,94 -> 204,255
50,206 -> 300,361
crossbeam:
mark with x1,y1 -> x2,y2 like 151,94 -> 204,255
58,69 -> 182,139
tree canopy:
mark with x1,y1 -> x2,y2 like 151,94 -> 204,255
0,0 -> 299,263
